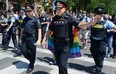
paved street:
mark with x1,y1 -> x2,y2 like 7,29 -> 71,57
0,35 -> 116,74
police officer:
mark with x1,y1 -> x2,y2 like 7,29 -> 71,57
41,1 -> 80,74
0,12 -> 8,48
111,14 -> 116,59
13,9 -> 26,57
19,4 -> 41,73
3,10 -> 17,51
79,7 -> 116,74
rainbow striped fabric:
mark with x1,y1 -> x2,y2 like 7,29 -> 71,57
46,27 -> 81,58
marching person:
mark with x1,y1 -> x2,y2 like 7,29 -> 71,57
111,14 -> 116,59
79,7 -> 116,74
3,9 -> 17,51
13,9 -> 26,57
19,4 -> 41,73
0,11 -> 8,47
41,1 -> 80,74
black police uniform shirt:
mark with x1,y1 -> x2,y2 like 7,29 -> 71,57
0,17 -> 3,24
49,13 -> 80,39
39,15 -> 49,26
17,15 -> 26,29
7,16 -> 16,27
113,21 -> 116,38
21,16 -> 41,36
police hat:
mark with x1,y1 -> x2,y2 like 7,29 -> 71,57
20,9 -> 25,13
55,0 -> 67,8
94,7 -> 105,15
25,4 -> 34,11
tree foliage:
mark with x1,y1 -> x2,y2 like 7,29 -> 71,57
62,0 -> 116,14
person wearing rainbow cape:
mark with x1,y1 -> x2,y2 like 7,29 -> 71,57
41,1 -> 81,74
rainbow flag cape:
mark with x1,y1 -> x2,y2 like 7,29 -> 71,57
46,27 -> 81,58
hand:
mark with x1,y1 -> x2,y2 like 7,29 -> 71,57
35,40 -> 41,46
18,40 -> 22,44
6,28 -> 9,32
91,15 -> 101,25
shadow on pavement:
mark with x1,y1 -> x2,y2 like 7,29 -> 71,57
68,63 -> 96,74
12,61 -> 28,69
32,71 -> 50,74
37,57 -> 54,63
84,53 -> 93,58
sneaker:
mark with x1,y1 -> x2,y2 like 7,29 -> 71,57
13,53 -> 22,57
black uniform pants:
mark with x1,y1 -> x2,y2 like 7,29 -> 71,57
113,37 -> 116,56
21,37 -> 36,67
90,38 -> 106,70
41,25 -> 47,40
2,26 -> 7,46
54,40 -> 70,74
3,27 -> 17,49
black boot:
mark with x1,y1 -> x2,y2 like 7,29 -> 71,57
26,64 -> 34,73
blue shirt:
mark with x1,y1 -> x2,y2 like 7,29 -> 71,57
104,20 -> 115,29
10,16 -> 15,23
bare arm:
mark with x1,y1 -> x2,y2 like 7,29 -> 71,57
41,30 -> 52,49
35,29 -> 42,45
78,15 -> 101,29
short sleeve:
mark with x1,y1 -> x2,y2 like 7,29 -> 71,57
10,16 -> 15,23
104,20 -> 115,29
3,18 -> 7,23
49,21 -> 54,31
69,17 -> 80,27
35,19 -> 41,29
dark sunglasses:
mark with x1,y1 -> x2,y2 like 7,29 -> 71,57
26,10 -> 32,12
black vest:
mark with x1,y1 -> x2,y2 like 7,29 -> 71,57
52,15 -> 72,39
0,18 -> 3,24
91,20 -> 106,40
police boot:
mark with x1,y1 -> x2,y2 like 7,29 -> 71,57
26,64 -> 34,73
95,67 -> 105,74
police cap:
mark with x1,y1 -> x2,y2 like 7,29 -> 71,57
25,4 -> 34,11
55,0 -> 67,8
94,7 -> 105,15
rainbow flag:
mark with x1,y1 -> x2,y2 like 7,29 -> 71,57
46,27 -> 81,58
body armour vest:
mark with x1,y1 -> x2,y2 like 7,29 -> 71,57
91,20 -> 106,40
52,15 -> 72,39
0,18 -> 3,24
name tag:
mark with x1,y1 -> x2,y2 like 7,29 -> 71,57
54,20 -> 65,25
0,20 -> 2,23
92,24 -> 103,28
18,20 -> 23,23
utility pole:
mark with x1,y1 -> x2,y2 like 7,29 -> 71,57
6,0 -> 9,18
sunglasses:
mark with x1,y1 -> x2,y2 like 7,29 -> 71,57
56,7 -> 64,10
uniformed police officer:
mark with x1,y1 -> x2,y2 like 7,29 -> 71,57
41,1 -> 80,74
3,10 -> 17,51
0,12 -> 8,48
79,7 -> 116,74
19,4 -> 41,73
13,9 -> 26,57
111,14 -> 116,59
